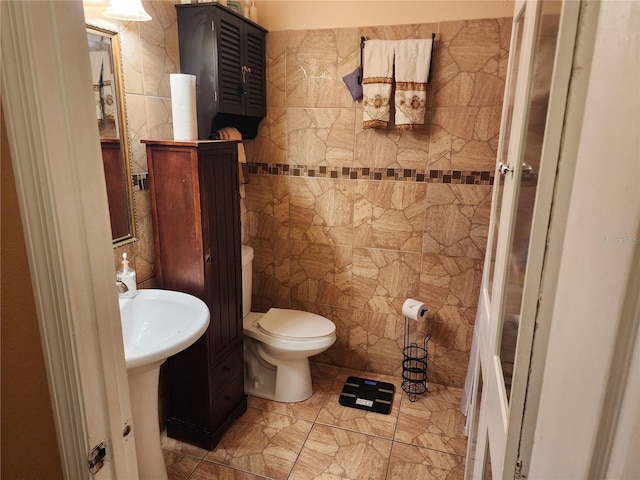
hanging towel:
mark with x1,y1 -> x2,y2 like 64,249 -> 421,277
394,39 -> 432,130
90,50 -> 114,123
217,127 -> 249,198
362,40 -> 395,129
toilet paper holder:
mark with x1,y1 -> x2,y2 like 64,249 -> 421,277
401,315 -> 431,402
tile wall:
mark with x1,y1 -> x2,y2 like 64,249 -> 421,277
93,0 -> 510,388
242,18 -> 511,387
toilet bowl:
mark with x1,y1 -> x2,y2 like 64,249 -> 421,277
242,245 -> 336,403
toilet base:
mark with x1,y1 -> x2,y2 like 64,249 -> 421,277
243,338 -> 314,403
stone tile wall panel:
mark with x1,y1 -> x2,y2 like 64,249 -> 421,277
242,17 -> 510,387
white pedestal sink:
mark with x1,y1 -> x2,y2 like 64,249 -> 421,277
119,289 -> 210,480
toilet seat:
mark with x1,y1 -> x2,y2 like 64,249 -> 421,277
258,308 -> 335,340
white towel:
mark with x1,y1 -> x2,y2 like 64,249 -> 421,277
90,51 -> 115,123
362,40 -> 395,130
394,39 -> 432,130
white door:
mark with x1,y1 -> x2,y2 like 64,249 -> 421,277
465,1 -> 580,477
1,2 -> 139,478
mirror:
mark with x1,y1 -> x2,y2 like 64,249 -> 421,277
87,25 -> 137,246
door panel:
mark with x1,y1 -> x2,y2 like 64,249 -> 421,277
199,149 -> 242,358
486,11 -> 526,299
498,8 -> 561,401
177,6 -> 218,140
244,25 -> 266,116
467,1 -> 571,477
216,10 -> 244,114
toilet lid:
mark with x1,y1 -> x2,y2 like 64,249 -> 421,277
258,308 -> 335,339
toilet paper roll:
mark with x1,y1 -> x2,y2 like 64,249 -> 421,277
402,298 -> 428,321
170,74 -> 197,141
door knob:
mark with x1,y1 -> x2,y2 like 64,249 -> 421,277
498,162 -> 512,175
521,163 -> 537,181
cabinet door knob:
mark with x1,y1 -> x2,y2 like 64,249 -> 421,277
241,65 -> 252,83
241,65 -> 252,93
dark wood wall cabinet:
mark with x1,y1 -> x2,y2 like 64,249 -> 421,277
144,139 -> 245,450
176,3 -> 267,140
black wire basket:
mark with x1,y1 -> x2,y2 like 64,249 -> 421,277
401,316 -> 431,402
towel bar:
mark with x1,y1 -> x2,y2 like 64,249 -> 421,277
359,33 -> 436,85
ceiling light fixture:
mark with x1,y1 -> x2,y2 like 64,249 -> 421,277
103,0 -> 152,22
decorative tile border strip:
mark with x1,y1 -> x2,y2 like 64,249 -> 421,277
247,162 -> 495,185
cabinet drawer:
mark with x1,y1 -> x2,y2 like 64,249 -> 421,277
211,375 -> 245,428
211,346 -> 243,389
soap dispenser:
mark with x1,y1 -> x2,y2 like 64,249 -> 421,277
116,252 -> 137,298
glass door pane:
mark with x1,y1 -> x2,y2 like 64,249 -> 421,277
498,3 -> 562,400
487,12 -> 526,297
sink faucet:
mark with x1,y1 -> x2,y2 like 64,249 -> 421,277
116,280 -> 129,294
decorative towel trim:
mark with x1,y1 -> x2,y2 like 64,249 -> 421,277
363,85 -> 393,130
395,89 -> 427,128
363,76 -> 393,130
395,81 -> 427,91
395,123 -> 425,131
363,119 -> 391,129
362,77 -> 394,85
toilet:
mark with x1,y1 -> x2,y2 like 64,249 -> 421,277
242,245 -> 336,403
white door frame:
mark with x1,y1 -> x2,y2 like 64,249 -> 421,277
520,0 -> 640,476
1,2 -> 138,478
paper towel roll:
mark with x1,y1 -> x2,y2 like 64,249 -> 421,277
402,298 -> 428,321
170,74 -> 197,141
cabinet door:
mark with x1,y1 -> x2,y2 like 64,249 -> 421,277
177,6 -> 218,140
215,9 -> 266,118
243,23 -> 266,117
198,146 -> 243,359
148,147 -> 205,297
215,9 -> 245,116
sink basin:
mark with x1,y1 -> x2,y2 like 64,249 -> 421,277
118,289 -> 209,480
119,289 -> 210,369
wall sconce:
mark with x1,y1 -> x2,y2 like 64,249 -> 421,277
103,0 -> 152,22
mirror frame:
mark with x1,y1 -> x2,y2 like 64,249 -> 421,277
87,24 -> 137,247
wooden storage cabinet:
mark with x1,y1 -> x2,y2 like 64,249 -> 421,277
176,3 -> 267,139
144,139 -> 246,450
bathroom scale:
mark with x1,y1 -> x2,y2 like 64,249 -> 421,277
338,376 -> 395,414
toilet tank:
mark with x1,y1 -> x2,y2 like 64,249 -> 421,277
241,245 -> 254,318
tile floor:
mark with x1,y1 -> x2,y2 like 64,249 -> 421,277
161,363 -> 468,480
